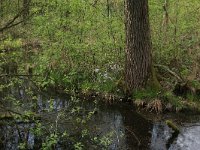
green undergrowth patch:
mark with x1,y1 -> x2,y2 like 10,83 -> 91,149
132,88 -> 200,113
132,87 -> 161,100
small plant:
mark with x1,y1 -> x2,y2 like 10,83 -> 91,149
74,142 -> 84,150
163,91 -> 185,111
42,133 -> 58,150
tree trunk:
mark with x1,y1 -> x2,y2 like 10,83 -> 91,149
124,0 -> 152,94
0,0 -> 3,18
23,0 -> 30,22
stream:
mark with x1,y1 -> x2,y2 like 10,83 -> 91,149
1,84 -> 200,150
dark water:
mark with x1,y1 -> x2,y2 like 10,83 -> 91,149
1,86 -> 200,150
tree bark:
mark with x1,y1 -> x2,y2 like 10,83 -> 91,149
124,0 -> 152,94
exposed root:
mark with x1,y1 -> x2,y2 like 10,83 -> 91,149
134,99 -> 146,108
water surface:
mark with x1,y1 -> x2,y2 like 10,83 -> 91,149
1,86 -> 200,149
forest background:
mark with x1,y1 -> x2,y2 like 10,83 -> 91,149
1,0 -> 200,110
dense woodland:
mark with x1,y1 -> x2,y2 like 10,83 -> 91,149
0,0 -> 200,149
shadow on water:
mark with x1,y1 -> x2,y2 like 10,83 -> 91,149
90,103 -> 152,150
1,83 -> 200,149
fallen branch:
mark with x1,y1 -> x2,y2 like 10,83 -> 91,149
166,120 -> 179,149
154,64 -> 183,81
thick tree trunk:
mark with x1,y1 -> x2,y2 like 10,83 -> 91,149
124,0 -> 152,94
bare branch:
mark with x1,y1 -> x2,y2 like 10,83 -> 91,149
0,10 -> 23,32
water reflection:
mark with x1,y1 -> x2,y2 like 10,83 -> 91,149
150,122 -> 171,150
1,87 -> 200,149
0,123 -> 34,150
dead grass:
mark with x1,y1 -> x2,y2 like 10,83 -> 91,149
146,99 -> 163,113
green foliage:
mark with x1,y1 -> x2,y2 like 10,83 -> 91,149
42,133 -> 58,150
162,91 -> 189,111
150,0 -> 200,62
99,132 -> 114,147
0,37 -> 22,50
190,80 -> 200,89
18,142 -> 26,150
28,0 -> 124,92
1,0 -> 200,148
74,142 -> 84,150
1,0 -> 199,94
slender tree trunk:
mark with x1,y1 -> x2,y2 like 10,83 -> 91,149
23,0 -> 30,22
124,0 -> 152,94
162,0 -> 169,44
0,0 -> 3,18
106,0 -> 110,17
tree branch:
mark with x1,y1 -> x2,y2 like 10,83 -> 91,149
0,10 -> 23,32
0,74 -> 40,77
0,4 -> 35,32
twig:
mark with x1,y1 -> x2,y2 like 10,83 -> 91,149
125,126 -> 141,146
